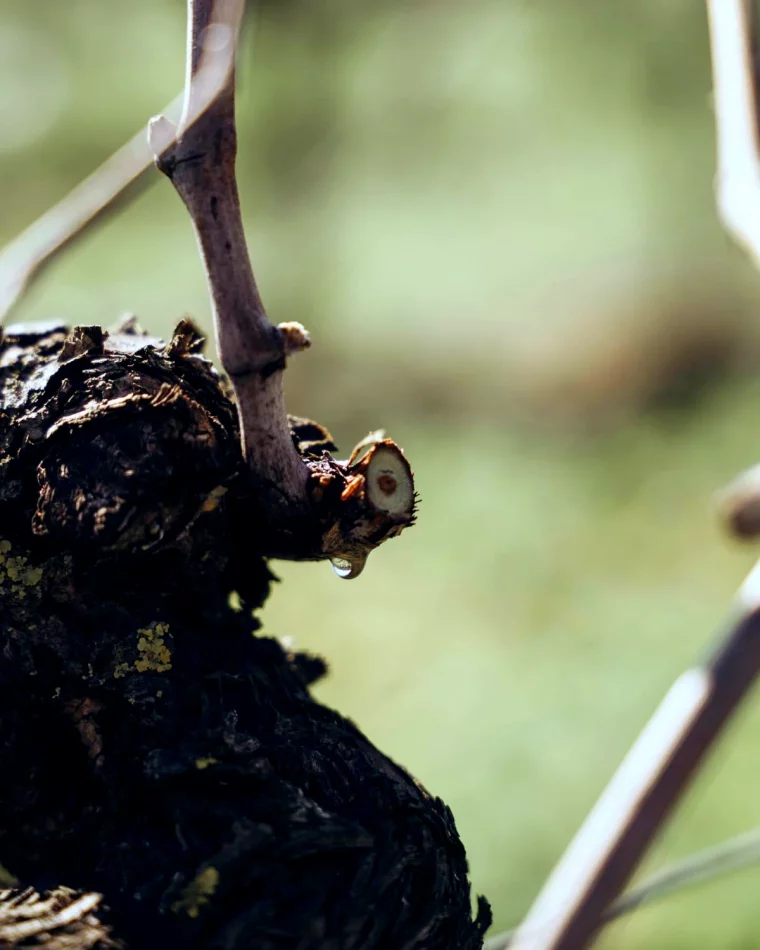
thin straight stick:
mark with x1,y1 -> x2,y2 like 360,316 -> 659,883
509,561 -> 760,949
708,0 -> 760,266
487,819 -> 760,947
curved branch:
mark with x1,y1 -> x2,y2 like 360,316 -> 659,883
153,0 -> 309,511
150,0 -> 417,570
0,4 -> 237,325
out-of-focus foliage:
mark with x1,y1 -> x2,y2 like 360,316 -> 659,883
4,1 -> 760,946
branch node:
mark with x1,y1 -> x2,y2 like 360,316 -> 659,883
147,114 -> 178,170
277,321 -> 311,356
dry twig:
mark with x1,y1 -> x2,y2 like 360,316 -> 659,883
0,6 -> 237,325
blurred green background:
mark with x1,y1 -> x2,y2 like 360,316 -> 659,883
5,0 -> 760,945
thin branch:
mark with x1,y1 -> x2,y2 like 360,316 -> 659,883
152,0 -> 310,512
0,5 -> 238,325
508,563 -> 760,950
605,826 -> 760,919
486,826 -> 760,950
148,0 -> 418,567
0,127 -> 159,324
707,0 -> 760,267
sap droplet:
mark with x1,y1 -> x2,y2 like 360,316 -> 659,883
330,556 -> 366,580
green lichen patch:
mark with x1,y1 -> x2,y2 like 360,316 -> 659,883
114,621 -> 172,678
172,866 -> 219,919
135,622 -> 172,673
194,757 -> 218,770
0,538 -> 43,601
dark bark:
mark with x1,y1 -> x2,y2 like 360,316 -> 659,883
0,318 -> 490,950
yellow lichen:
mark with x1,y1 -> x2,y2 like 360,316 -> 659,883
195,757 -> 218,770
113,622 -> 173,679
0,539 -> 43,599
134,622 -> 172,673
227,590 -> 242,612
172,866 -> 219,918
6,557 -> 26,582
21,565 -> 42,586
0,863 -> 18,887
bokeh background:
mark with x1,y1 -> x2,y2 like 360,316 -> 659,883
4,0 -> 760,945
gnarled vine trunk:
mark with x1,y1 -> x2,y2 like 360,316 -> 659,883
0,318 -> 490,950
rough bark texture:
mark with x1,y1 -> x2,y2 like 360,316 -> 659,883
0,318 -> 490,950
0,886 -> 124,949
